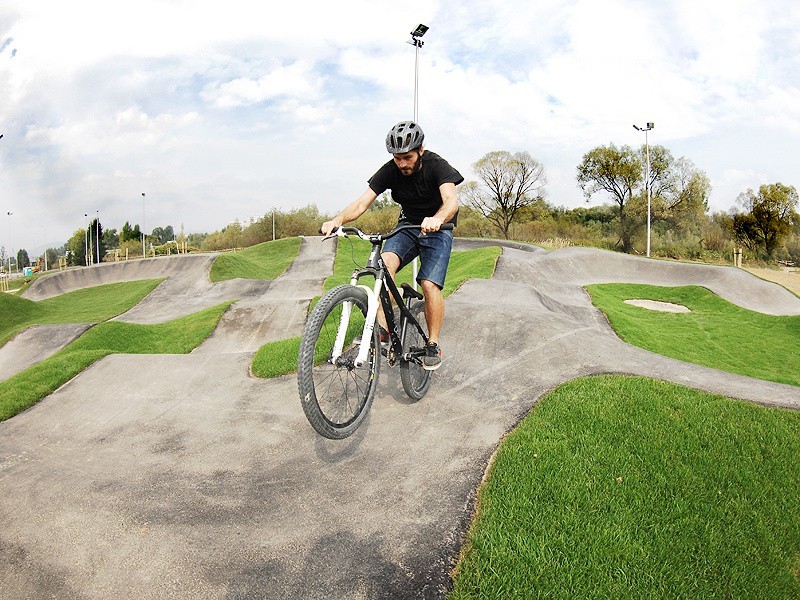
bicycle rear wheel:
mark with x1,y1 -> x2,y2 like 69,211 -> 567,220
298,284 -> 380,439
399,299 -> 432,400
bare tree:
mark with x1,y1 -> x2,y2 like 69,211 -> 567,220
462,151 -> 546,239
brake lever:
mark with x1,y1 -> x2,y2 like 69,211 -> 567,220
319,226 -> 346,241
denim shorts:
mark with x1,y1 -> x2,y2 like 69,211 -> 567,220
382,223 -> 454,289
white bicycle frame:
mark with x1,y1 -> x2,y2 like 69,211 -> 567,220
326,227 -> 421,368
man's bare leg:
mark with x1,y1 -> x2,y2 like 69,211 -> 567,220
378,253 -> 444,346
420,279 -> 444,344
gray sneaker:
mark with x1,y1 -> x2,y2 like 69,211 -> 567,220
422,342 -> 442,371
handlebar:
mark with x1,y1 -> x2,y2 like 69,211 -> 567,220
320,222 -> 454,242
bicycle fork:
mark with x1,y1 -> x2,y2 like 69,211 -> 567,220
331,278 -> 384,368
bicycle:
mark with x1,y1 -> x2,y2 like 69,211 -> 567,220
297,223 -> 453,439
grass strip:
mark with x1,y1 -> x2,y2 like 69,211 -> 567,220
209,237 -> 302,282
0,279 -> 164,347
0,302 -> 232,421
586,283 -> 800,386
451,375 -> 800,599
250,242 -> 502,378
251,337 -> 302,379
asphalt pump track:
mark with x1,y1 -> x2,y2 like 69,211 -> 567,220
1,237 -> 799,599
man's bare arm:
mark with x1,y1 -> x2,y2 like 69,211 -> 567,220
420,182 -> 459,233
320,188 -> 379,235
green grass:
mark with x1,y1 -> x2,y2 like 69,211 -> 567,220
209,237 -> 302,282
250,240 -> 502,378
250,337 -> 302,379
451,375 -> 800,599
321,238 -> 501,294
0,302 -> 232,421
0,279 -> 164,347
586,283 -> 800,386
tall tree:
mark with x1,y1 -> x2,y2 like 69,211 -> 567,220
462,150 -> 547,239
17,248 -> 30,269
45,248 -> 59,271
151,225 -> 175,245
66,229 -> 87,267
103,228 -> 119,251
88,218 -> 107,264
733,183 -> 799,259
120,221 -> 135,243
576,144 -> 641,252
654,155 -> 711,233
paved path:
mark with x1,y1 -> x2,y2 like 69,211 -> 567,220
1,239 -> 798,599
0,324 -> 93,381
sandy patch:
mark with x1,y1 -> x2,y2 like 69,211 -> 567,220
743,267 -> 800,297
624,299 -> 692,313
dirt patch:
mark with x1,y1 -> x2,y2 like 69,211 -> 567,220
624,299 -> 691,313
743,267 -> 800,297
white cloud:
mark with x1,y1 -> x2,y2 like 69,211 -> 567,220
0,0 -> 798,252
201,61 -> 322,108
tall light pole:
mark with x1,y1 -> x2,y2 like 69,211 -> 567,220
141,192 -> 146,258
6,211 -> 11,274
408,24 -> 429,122
633,122 -> 654,257
41,226 -> 48,271
0,136 -> 6,275
95,209 -> 100,264
84,213 -> 89,266
407,25 -> 428,290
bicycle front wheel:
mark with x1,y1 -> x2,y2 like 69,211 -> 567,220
297,284 -> 380,439
399,299 -> 432,400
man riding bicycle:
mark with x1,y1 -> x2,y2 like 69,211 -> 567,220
320,121 -> 464,370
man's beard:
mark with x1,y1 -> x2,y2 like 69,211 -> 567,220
400,154 -> 422,176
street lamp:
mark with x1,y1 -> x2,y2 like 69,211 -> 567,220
96,209 -> 100,265
84,213 -> 89,266
41,226 -> 48,271
1,136 -> 5,275
141,192 -> 146,258
633,122 -> 654,257
407,25 -> 429,290
408,24 -> 428,122
6,211 -> 11,275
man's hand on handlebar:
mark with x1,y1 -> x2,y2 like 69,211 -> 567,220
420,216 -> 444,234
320,219 -> 342,237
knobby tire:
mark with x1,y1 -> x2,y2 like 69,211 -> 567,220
297,285 -> 380,439
399,299 -> 432,400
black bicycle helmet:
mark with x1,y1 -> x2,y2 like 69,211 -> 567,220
385,121 -> 425,154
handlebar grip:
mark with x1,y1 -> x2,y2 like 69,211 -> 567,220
439,223 -> 455,230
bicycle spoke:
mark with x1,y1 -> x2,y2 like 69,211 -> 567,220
298,285 -> 380,438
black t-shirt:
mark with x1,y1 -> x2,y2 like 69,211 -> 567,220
367,151 -> 464,225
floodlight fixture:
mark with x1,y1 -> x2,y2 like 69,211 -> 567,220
412,24 -> 429,38
409,24 -> 428,49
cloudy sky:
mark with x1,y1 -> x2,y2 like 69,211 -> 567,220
1,0 -> 798,255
